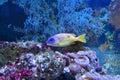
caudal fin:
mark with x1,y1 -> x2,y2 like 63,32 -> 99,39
76,34 -> 86,43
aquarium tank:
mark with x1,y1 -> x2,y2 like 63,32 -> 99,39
0,0 -> 120,80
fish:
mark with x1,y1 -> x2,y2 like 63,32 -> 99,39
46,33 -> 86,47
99,41 -> 110,51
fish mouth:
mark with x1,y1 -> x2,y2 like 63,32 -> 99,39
46,41 -> 49,46
46,42 -> 52,46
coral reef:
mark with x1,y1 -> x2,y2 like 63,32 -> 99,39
109,0 -> 120,13
0,53 -> 64,79
13,0 -> 59,41
109,12 -> 120,30
0,41 -> 120,80
102,53 -> 120,75
109,0 -> 120,29
12,0 -> 108,42
0,41 -> 42,65
0,0 -> 120,79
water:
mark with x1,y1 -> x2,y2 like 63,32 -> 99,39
0,0 -> 120,79
92,47 -> 120,75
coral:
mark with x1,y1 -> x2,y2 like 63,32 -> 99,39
109,11 -> 120,29
54,50 -> 102,78
13,0 -> 59,41
100,52 -> 120,75
0,41 -> 43,65
0,41 -> 120,79
109,0 -> 120,13
110,11 -> 120,29
0,42 -> 21,64
109,0 -> 120,29
0,53 -> 64,79
57,1 -> 106,39
12,0 -> 107,42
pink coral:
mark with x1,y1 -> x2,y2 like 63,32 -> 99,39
74,56 -> 90,67
85,72 -> 102,80
66,52 -> 79,59
0,41 -> 120,79
69,63 -> 81,74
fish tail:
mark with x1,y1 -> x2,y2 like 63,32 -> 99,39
76,34 -> 86,43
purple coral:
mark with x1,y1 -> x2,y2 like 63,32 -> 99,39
0,41 -> 119,79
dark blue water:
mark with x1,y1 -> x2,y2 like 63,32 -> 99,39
0,0 -> 27,41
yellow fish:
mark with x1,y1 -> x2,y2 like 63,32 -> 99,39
46,33 -> 86,47
99,41 -> 110,51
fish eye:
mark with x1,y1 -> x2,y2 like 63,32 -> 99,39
49,38 -> 55,43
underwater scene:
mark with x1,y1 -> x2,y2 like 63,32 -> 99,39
0,0 -> 120,80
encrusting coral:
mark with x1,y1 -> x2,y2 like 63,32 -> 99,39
0,41 -> 120,80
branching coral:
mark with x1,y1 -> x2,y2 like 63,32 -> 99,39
57,7 -> 103,36
13,0 -> 59,41
57,0 -> 107,39
12,0 -> 108,42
